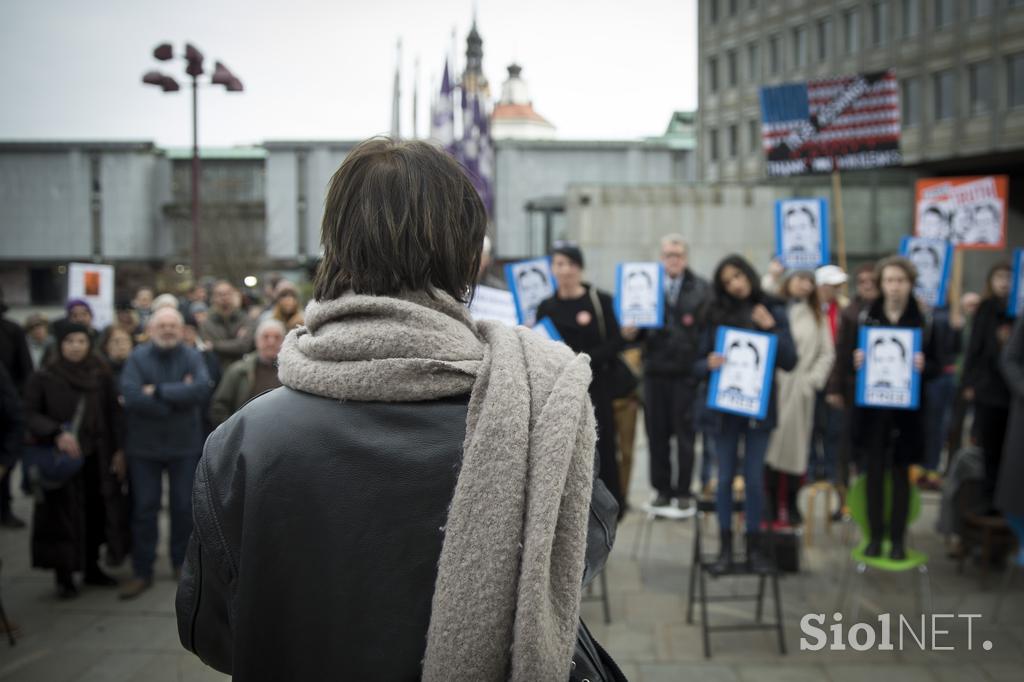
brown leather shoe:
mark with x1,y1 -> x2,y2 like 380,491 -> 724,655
118,577 -> 153,600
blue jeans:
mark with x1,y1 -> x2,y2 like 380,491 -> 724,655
700,432 -> 716,488
714,425 -> 771,533
128,454 -> 199,579
923,373 -> 956,472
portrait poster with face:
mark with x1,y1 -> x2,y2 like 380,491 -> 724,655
774,198 -> 829,269
504,257 -> 555,327
1009,249 -> 1024,318
899,236 -> 953,308
914,176 -> 1008,249
706,326 -> 778,420
855,326 -> 922,410
67,262 -> 115,330
532,316 -> 564,342
614,262 -> 665,329
468,285 -> 518,327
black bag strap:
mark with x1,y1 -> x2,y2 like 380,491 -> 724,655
588,285 -> 607,342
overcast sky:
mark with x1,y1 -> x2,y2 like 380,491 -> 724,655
0,0 -> 697,147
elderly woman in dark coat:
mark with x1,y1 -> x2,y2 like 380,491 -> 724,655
996,315 -> 1024,567
24,323 -> 126,598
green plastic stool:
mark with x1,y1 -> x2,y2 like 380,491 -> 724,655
836,474 -> 932,621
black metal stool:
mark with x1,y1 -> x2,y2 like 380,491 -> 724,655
685,495 -> 786,658
581,568 -> 612,624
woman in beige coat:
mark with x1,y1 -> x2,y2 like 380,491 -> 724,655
765,271 -> 835,525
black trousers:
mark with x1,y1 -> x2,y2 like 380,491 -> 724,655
863,420 -> 911,545
643,375 -> 696,499
975,403 -> 1009,503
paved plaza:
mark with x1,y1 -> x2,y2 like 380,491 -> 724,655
1,431 -> 1022,681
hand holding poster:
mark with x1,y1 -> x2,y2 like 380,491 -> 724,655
706,327 -> 779,420
504,257 -> 556,327
1009,249 -> 1024,318
914,176 -> 1008,249
899,237 -> 953,308
614,262 -> 664,328
775,198 -> 830,269
855,326 -> 922,410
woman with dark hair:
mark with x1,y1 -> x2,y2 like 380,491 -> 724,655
24,323 -> 125,598
177,138 -> 620,681
99,325 -> 135,384
765,271 -> 835,525
962,261 -> 1014,506
695,255 -> 797,573
834,255 -> 939,560
535,243 -> 625,512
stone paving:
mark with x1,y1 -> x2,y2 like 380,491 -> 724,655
1,433 -> 1022,681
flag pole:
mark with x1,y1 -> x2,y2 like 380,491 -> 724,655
831,169 -> 849,296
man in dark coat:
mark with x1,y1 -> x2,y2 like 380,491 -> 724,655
200,281 -> 255,370
624,235 -> 709,508
120,307 -> 211,599
995,315 -> 1024,565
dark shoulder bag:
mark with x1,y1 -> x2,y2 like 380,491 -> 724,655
22,396 -> 86,491
588,287 -> 639,399
571,618 -> 629,681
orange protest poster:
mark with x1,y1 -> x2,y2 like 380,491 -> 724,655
83,270 -> 101,296
914,175 -> 1008,250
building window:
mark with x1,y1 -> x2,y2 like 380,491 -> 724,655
709,0 -> 719,23
933,0 -> 954,28
933,69 -> 955,120
747,42 -> 760,82
871,0 -> 889,46
749,119 -> 760,153
727,49 -> 738,87
969,0 -> 992,17
708,56 -> 719,93
843,9 -> 860,56
969,61 -> 993,114
1008,53 -> 1024,107
901,0 -> 920,36
901,77 -> 921,126
728,124 -> 739,157
816,18 -> 832,62
769,33 -> 781,74
709,128 -> 720,161
792,25 -> 808,68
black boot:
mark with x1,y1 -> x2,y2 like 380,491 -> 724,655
746,531 -> 776,573
890,533 -> 907,561
55,569 -> 79,600
864,537 -> 883,557
709,528 -> 733,575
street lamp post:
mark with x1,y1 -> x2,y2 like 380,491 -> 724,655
142,42 -> 243,279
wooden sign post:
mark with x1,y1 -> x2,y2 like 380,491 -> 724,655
831,170 -> 849,294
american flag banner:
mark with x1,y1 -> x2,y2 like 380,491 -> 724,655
759,70 -> 902,177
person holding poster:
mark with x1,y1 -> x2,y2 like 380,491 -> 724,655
695,255 -> 797,573
834,256 -> 938,561
621,236 -> 710,510
962,262 -> 1014,505
536,243 -> 626,512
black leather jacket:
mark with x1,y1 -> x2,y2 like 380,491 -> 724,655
176,386 -> 618,681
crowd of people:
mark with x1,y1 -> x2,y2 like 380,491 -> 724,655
0,137 -> 1021,679
0,276 -> 300,599
523,238 -> 1023,571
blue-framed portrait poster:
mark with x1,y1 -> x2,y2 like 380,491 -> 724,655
855,326 -> 923,410
706,326 -> 779,420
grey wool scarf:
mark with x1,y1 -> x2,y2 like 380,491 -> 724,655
276,290 -> 597,681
